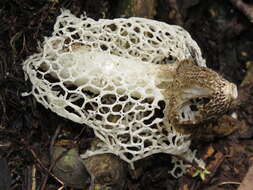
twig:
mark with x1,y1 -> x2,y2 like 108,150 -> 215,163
218,181 -> 241,186
41,125 -> 62,190
50,125 -> 62,153
230,0 -> 253,22
0,142 -> 11,148
32,165 -> 36,190
29,147 -> 64,190
74,125 -> 87,141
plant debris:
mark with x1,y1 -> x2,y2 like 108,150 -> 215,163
0,0 -> 253,190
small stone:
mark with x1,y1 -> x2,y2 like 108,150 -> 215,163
84,154 -> 127,190
51,146 -> 91,189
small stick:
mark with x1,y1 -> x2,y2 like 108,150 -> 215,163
41,125 -> 62,190
230,0 -> 253,22
31,165 -> 36,190
28,147 -> 64,189
218,181 -> 241,186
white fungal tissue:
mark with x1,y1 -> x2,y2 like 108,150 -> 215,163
23,10 -> 206,177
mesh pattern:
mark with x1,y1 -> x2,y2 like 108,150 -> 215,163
23,10 -> 206,177
51,10 -> 205,66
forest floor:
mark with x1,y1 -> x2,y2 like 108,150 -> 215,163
0,0 -> 253,190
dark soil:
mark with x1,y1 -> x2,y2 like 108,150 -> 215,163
0,0 -> 253,190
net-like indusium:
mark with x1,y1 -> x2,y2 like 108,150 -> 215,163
23,10 -> 206,177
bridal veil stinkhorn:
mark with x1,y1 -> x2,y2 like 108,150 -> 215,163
23,10 -> 237,177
